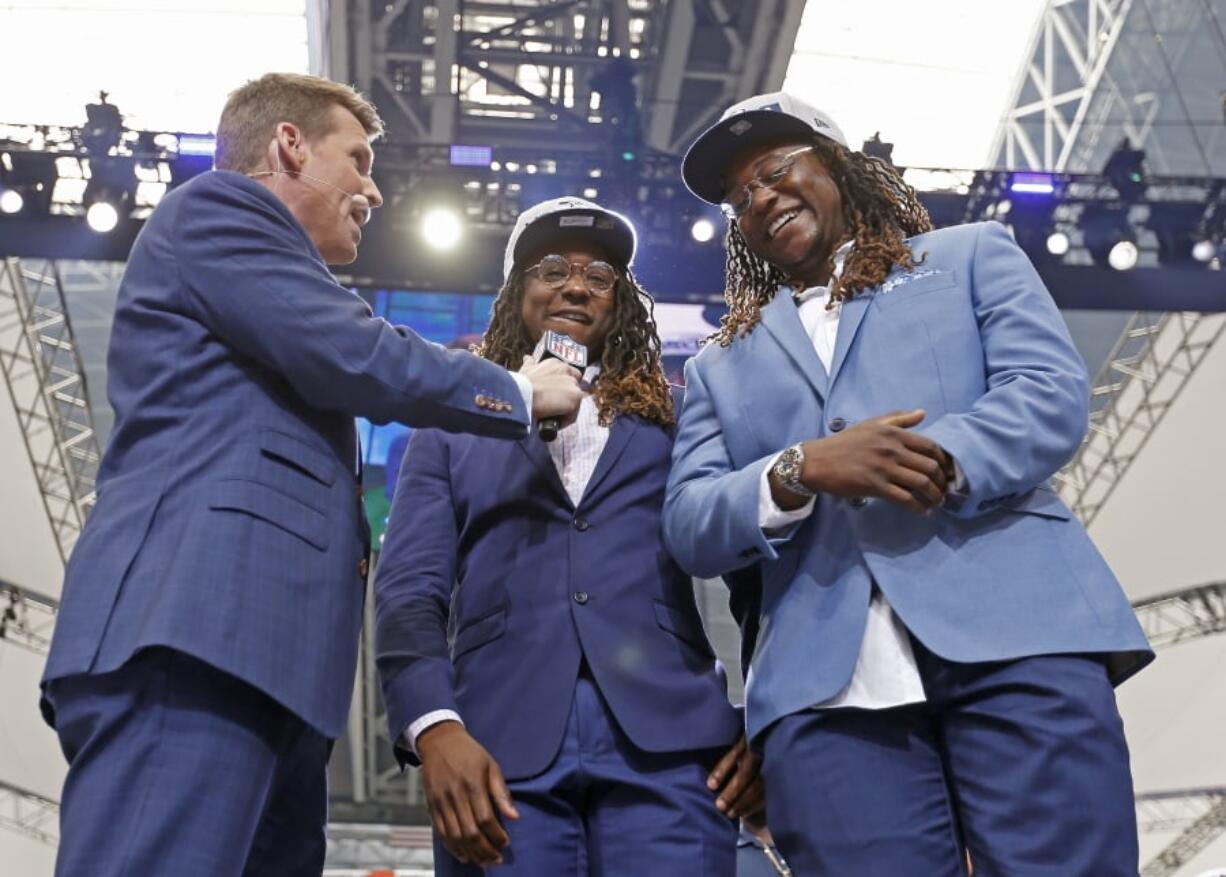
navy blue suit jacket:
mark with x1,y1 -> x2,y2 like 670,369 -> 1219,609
42,170 -> 529,738
375,411 -> 742,780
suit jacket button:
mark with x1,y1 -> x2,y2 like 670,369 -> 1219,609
849,496 -> 868,508
830,417 -> 847,432
358,558 -> 370,578
573,591 -> 589,605
573,517 -> 590,531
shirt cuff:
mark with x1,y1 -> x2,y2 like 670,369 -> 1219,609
759,451 -> 816,533
404,709 -> 464,757
509,370 -> 534,423
947,457 -> 968,499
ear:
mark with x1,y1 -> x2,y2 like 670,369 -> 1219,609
272,122 -> 307,173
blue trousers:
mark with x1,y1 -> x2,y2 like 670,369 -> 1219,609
435,674 -> 737,877
46,647 -> 331,877
759,646 -> 1139,876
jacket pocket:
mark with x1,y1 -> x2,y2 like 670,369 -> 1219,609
654,600 -> 716,657
260,429 -> 337,486
452,607 -> 507,659
872,269 -> 959,310
993,485 -> 1073,520
209,479 -> 330,550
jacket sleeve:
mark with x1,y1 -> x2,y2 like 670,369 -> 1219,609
174,173 -> 527,438
917,221 -> 1089,517
373,428 -> 459,767
663,357 -> 794,579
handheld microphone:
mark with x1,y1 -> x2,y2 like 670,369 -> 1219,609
537,330 -> 587,443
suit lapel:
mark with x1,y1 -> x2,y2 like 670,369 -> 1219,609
579,415 -> 639,508
758,292 -> 828,400
828,289 -> 872,388
517,434 -> 573,508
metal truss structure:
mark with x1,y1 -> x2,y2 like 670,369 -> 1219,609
1133,581 -> 1226,648
325,822 -> 433,874
0,258 -> 101,564
1138,789 -> 1226,877
336,0 -> 805,156
0,580 -> 57,657
0,779 -> 58,847
992,0 -> 1225,176
1054,311 -> 1226,524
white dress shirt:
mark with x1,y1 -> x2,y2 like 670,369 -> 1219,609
757,242 -> 927,711
406,363 -> 608,752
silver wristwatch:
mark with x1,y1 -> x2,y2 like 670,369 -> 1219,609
771,443 -> 816,498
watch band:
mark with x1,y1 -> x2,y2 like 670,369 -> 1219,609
771,443 -> 816,498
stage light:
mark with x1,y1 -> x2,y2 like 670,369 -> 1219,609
1108,240 -> 1138,271
1192,240 -> 1217,263
1009,172 -> 1056,195
0,188 -> 23,214
177,135 -> 216,157
690,218 -> 716,243
1102,137 -> 1147,201
861,133 -> 894,165
86,201 -> 119,233
1046,230 -> 1070,256
422,207 -> 462,250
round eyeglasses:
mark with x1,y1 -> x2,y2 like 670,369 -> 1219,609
525,255 -> 619,297
721,146 -> 815,218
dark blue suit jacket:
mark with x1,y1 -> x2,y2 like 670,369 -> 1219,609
42,170 -> 529,738
375,411 -> 742,780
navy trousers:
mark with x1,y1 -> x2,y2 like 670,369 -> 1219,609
47,647 -> 331,877
434,674 -> 737,877
760,645 -> 1139,876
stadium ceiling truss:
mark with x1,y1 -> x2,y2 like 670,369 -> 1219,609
1137,789 -> 1226,877
0,258 -> 101,565
335,0 -> 806,155
0,779 -> 58,848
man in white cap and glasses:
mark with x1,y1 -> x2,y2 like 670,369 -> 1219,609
662,92 -> 1154,875
375,196 -> 762,875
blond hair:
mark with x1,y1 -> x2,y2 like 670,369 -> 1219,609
215,72 -> 384,173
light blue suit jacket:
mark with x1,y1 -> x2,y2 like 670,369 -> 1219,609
663,221 -> 1153,743
42,170 -> 528,738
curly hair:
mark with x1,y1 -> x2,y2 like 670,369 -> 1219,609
713,135 -> 933,346
475,267 -> 675,428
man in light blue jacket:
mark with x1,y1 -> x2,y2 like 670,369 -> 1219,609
663,92 -> 1154,875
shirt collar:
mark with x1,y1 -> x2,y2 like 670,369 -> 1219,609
791,239 -> 854,305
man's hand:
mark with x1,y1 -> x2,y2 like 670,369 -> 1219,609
520,355 -> 583,425
707,735 -> 765,820
417,721 -> 518,866
779,409 -> 952,515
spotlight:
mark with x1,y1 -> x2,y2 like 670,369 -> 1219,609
86,201 -> 119,233
1082,204 -> 1137,270
1102,137 -> 1147,201
422,207 -> 462,250
82,92 -> 124,158
1107,240 -> 1139,271
690,218 -> 716,243
1046,230 -> 1070,256
0,188 -> 23,214
861,132 -> 894,165
1192,239 -> 1217,263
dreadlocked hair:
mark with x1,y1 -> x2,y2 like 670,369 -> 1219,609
475,267 -> 675,428
712,135 -> 933,347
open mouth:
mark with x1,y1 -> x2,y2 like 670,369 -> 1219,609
548,311 -> 591,326
767,209 -> 799,240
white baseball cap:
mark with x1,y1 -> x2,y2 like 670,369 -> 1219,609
681,92 -> 848,205
503,196 -> 637,281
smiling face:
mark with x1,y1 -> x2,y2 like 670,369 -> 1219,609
274,104 -> 385,265
519,235 -> 619,361
723,136 -> 847,287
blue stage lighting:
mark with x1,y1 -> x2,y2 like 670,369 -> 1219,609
1009,172 -> 1056,195
450,145 -> 494,167
178,135 -> 216,156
